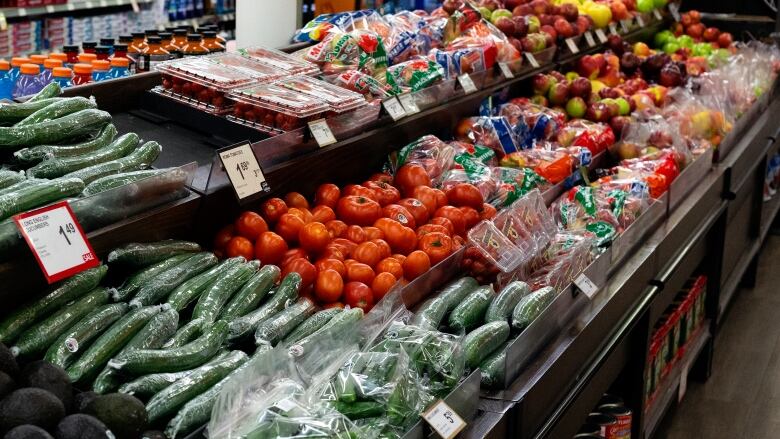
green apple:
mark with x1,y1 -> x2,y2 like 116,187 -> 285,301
566,97 -> 587,118
677,35 -> 694,48
663,42 -> 680,54
654,30 -> 674,48
491,8 -> 512,24
692,42 -> 713,56
615,97 -> 631,115
566,71 -> 580,82
479,7 -> 492,20
637,0 -> 654,13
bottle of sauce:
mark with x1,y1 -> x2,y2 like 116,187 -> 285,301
181,34 -> 208,57
202,31 -> 225,53
95,46 -> 111,61
62,45 -> 80,67
72,63 -> 93,86
82,41 -> 97,54
141,36 -> 171,71
159,32 -> 181,58
172,29 -> 188,49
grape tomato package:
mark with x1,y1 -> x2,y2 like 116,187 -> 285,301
207,52 -> 288,83
238,46 -> 319,76
157,57 -> 256,112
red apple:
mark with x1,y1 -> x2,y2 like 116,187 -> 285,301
495,16 -> 517,36
539,14 -> 555,26
530,0 -> 548,15
480,0 -> 501,11
577,55 -> 601,79
512,16 -> 529,37
554,18 -> 574,38
718,32 -> 733,48
703,27 -> 720,42
530,95 -> 549,106
532,73 -> 556,95
689,10 -> 701,23
560,3 -> 579,21
686,23 -> 705,39
442,0 -> 463,14
548,82 -> 570,106
680,13 -> 693,27
575,15 -> 591,34
609,115 -> 632,136
570,77 -> 592,98
505,0 -> 524,9
610,1 -> 629,20
508,36 -> 523,53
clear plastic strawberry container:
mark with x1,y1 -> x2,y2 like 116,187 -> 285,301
156,57 -> 256,113
227,81 -> 331,133
273,76 -> 366,114
207,53 -> 287,83
238,46 -> 319,76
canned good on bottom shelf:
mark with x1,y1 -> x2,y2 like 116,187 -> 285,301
598,404 -> 632,439
586,413 -> 620,439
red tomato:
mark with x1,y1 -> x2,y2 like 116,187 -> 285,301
234,211 -> 268,241
416,224 -> 449,240
284,192 -> 309,209
261,198 -> 287,224
459,206 -> 480,229
368,172 -> 394,185
275,213 -> 305,243
325,220 -> 348,239
346,262 -> 375,285
343,282 -> 374,312
352,241 -> 381,268
371,239 -> 392,259
411,186 -> 438,216
452,235 -> 466,251
395,164 -> 432,197
342,184 -> 377,201
363,181 -> 401,206
323,302 -> 345,309
213,224 -> 234,251
343,225 -> 366,244
428,217 -> 454,235
315,258 -> 347,278
373,218 -> 417,255
434,206 -> 466,236
480,203 -> 497,220
363,226 -> 384,240
336,196 -> 382,226
445,183 -> 484,210
255,231 -> 288,265
226,236 -> 254,260
321,246 -> 345,262
314,183 -> 340,208
382,204 -> 416,229
332,238 -> 358,257
376,257 -> 404,279
343,258 -> 358,268
298,222 -> 330,253
372,272 -> 397,302
287,208 -> 312,224
417,232 -> 453,265
398,198 -> 429,225
402,250 -> 431,280
282,258 -> 317,289
431,188 -> 448,209
281,248 -> 309,267
314,269 -> 343,303
311,205 -> 336,224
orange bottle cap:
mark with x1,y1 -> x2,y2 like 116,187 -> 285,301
11,57 -> 31,67
91,60 -> 110,71
110,57 -> 130,67
44,58 -> 63,69
20,63 -> 40,75
77,53 -> 97,63
48,53 -> 68,62
73,63 -> 93,74
0,60 -> 9,70
52,67 -> 73,78
29,54 -> 47,64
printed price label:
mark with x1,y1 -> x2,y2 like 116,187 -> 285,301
66,2 -> 75,10
653,9 -> 663,20
308,119 -> 337,147
14,201 -> 99,284
620,19 -> 631,33
584,31 -> 596,47
218,141 -> 270,201
423,400 -> 466,439
85,1 -> 94,8
130,0 -> 140,12
565,38 -> 579,53
398,93 -> 420,115
499,62 -> 514,78
669,3 -> 681,21
595,29 -> 608,43
458,73 -> 477,94
574,272 -> 599,299
383,96 -> 407,121
100,0 -> 108,6
46,4 -> 55,12
524,52 -> 540,68
636,15 -> 645,27
17,8 -> 26,16
608,23 -> 618,35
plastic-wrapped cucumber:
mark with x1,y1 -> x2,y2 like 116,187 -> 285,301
113,254 -> 192,302
16,96 -> 96,127
485,281 -> 530,323
118,351 -> 232,397
283,308 -> 343,345
27,132 -> 139,178
163,318 -> 205,349
0,108 -> 112,148
511,287 -> 556,331
0,177 -> 84,220
167,257 -> 243,311
65,140 -> 161,185
254,298 -> 316,346
107,239 -> 202,268
28,82 -> 61,102
192,260 -> 258,323
462,321 -> 510,368
0,178 -> 46,197
0,265 -> 107,343
146,350 -> 248,422
82,169 -> 169,197
220,264 -> 280,320
228,272 -> 301,341
14,124 -> 117,165
0,97 -> 63,123
410,297 -> 448,330
448,286 -> 494,331
479,341 -> 511,389
44,303 -> 128,369
130,252 -> 219,307
0,170 -> 24,189
294,308 -> 363,355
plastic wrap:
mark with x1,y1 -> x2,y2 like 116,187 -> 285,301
499,148 -> 575,185
556,119 -> 616,154
304,29 -> 390,87
499,102 -> 566,146
489,166 -> 550,208
610,111 -> 692,167
387,135 -> 455,185
457,116 -> 520,157
387,57 -> 446,93
524,231 -> 594,291
328,70 -> 392,100
238,46 -> 319,76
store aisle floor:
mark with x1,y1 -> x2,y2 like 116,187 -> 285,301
656,235 -> 780,439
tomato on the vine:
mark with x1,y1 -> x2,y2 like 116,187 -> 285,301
344,225 -> 366,244
402,250 -> 431,280
445,183 -> 484,210
311,205 -> 336,224
346,262 -> 375,285
255,231 -> 287,265
382,204 -> 416,229
261,198 -> 287,224
394,164 -> 431,197
298,222 -> 330,253
284,192 -> 309,209
418,232 -> 453,265
363,226 -> 384,240
213,224 -> 234,251
226,236 -> 254,260
314,269 -> 343,303
434,206 -> 466,236
344,282 -> 374,311
398,198 -> 429,225
325,220 -> 348,239
282,258 -> 317,289
428,217 -> 454,235
411,186 -> 438,217
315,258 -> 346,278
376,257 -> 404,279
314,183 -> 340,208
363,181 -> 400,206
372,272 -> 396,302
275,213 -> 305,243
336,196 -> 382,226
352,241 -> 381,268
342,184 -> 377,201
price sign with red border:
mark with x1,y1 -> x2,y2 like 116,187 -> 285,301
14,201 -> 98,284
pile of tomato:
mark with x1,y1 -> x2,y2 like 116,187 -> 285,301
213,163 -> 497,311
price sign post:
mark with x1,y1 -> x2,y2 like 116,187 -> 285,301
423,400 -> 467,439
218,141 -> 270,204
14,201 -> 99,284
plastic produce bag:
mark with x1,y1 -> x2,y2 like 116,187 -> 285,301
499,148 -> 575,185
499,101 -> 566,145
305,29 -> 390,87
386,135 -> 454,185
556,119 -> 616,154
387,57 -> 446,93
524,231 -> 594,291
489,166 -> 550,208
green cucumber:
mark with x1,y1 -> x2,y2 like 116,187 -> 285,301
220,264 -> 281,320
294,308 -> 363,355
109,320 -> 229,375
437,277 -> 480,311
511,286 -> 556,331
82,169 -> 169,197
16,96 -> 96,127
163,318 -> 204,348
462,321 -> 510,368
0,265 -> 107,343
283,308 -> 343,345
166,257 -> 243,311
145,350 -> 248,422
0,108 -> 111,148
92,307 -> 179,393
228,272 -> 301,341
66,305 -> 164,383
119,370 -> 192,398
14,123 -> 117,164
0,177 -> 85,220
113,254 -> 192,302
0,170 -> 24,189
254,298 -> 316,346
479,341 -> 511,389
485,281 -> 530,323
192,260 -> 258,323
448,285 -> 495,331
334,401 -> 385,420
27,132 -> 139,178
12,287 -> 110,357
65,140 -> 161,185
0,178 -> 46,196
0,98 -> 64,123
107,239 -> 202,268
28,82 -> 61,102
411,297 -> 448,330
44,303 -> 128,369
130,252 -> 219,307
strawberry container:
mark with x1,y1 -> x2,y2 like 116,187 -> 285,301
237,46 -> 319,76
227,81 -> 331,134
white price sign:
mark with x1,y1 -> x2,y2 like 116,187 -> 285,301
574,272 -> 599,299
669,3 -> 681,21
308,119 -> 337,147
608,23 -> 618,35
584,31 -> 596,47
636,15 -> 645,27
100,0 -> 109,7
422,400 -> 466,439
498,62 -> 514,79
565,38 -> 579,53
524,52 -> 540,68
458,73 -> 477,94
595,29 -> 608,43
620,19 -> 631,33
653,9 -> 663,20
66,2 -> 76,11
383,96 -> 407,121
14,201 -> 99,284
17,8 -> 26,17
46,4 -> 55,12
398,93 -> 419,115
218,142 -> 270,202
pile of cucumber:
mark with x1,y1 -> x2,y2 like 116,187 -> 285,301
411,277 -> 557,389
0,83 -> 170,222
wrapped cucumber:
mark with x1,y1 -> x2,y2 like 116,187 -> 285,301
27,132 -> 139,178
0,108 -> 111,148
14,123 -> 117,165
0,177 -> 85,220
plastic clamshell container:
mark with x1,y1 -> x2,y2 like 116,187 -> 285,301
156,57 -> 256,112
206,52 -> 287,83
274,75 -> 366,113
227,82 -> 331,133
493,208 -> 537,260
238,46 -> 320,76
467,220 -> 525,272
508,189 -> 557,250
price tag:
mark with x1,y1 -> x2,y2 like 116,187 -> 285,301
458,73 -> 477,94
524,52 -> 540,68
13,201 -> 99,284
398,93 -> 420,115
0,13 -> 7,31
574,272 -> 599,299
595,29 -> 608,43
218,141 -> 270,202
584,31 -> 596,47
653,9 -> 663,20
382,96 -> 407,121
100,0 -> 108,6
636,15 -> 645,27
422,400 -> 466,439
669,3 -> 680,21
46,4 -> 55,12
565,38 -> 579,53
130,0 -> 140,12
608,23 -> 618,35
678,360 -> 690,402
66,2 -> 76,11
308,119 -> 337,147
498,62 -> 514,78
85,1 -> 94,8
620,19 -> 631,33
17,8 -> 27,17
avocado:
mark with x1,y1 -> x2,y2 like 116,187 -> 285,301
3,425 -> 54,439
83,393 -> 147,439
0,344 -> 18,377
0,388 -> 65,432
20,362 -> 72,412
0,371 -> 15,400
140,430 -> 166,439
73,391 -> 97,414
54,414 -> 111,439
